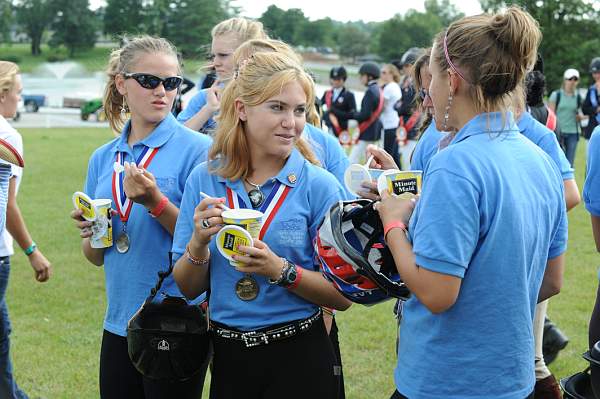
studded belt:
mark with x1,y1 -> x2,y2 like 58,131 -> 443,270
210,309 -> 322,348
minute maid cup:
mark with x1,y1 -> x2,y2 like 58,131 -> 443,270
377,170 -> 423,199
220,209 -> 263,240
216,225 -> 254,267
91,199 -> 113,248
72,192 -> 113,249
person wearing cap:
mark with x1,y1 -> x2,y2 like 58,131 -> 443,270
549,68 -> 584,166
583,57 -> 600,141
321,66 -> 356,138
347,61 -> 384,164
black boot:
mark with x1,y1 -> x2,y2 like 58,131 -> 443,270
543,317 -> 569,365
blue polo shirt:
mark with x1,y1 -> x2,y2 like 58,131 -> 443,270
395,112 -> 568,399
518,111 -> 575,179
302,123 -> 352,198
584,127 -> 600,218
172,149 -> 346,331
176,88 -> 217,133
84,113 -> 212,336
410,122 -> 445,172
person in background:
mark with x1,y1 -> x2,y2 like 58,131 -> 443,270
0,60 -> 53,399
177,17 -> 267,134
393,48 -> 423,170
321,66 -> 356,140
549,68 -> 584,166
379,64 -> 402,167
70,36 -> 212,398
583,57 -> 600,143
347,62 -> 384,164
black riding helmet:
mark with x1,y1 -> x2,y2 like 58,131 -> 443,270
330,66 -> 347,81
127,263 -> 211,381
590,57 -> 600,74
400,47 -> 422,67
358,62 -> 380,80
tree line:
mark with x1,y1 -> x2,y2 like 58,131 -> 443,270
0,0 -> 599,89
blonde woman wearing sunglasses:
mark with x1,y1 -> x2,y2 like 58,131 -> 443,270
70,36 -> 212,398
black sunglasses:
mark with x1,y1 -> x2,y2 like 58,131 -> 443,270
123,73 -> 183,91
566,77 -> 579,81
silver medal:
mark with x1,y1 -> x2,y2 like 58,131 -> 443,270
116,233 -> 130,253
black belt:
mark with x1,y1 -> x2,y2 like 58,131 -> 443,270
210,309 -> 322,348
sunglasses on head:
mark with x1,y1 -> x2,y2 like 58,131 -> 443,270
566,77 -> 579,81
123,73 -> 183,91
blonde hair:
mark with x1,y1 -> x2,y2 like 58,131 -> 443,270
103,36 -> 180,133
209,51 -> 320,180
211,17 -> 267,45
383,64 -> 401,83
231,39 -> 322,125
0,61 -> 19,93
432,6 -> 541,115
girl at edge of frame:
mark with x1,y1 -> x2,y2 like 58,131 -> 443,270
368,7 -> 567,399
171,51 -> 351,399
70,36 -> 212,398
585,124 -> 600,396
176,17 -> 267,134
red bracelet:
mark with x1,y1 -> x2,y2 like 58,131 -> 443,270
384,221 -> 408,241
287,265 -> 304,290
149,196 -> 169,218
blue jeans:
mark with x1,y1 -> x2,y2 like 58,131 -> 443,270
560,133 -> 579,167
0,257 -> 28,399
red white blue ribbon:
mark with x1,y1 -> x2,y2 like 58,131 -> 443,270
226,181 -> 290,240
111,147 -> 159,222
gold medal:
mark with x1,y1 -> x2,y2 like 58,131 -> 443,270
235,275 -> 259,301
116,232 -> 130,254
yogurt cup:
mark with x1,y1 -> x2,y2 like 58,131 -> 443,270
220,209 -> 263,240
216,225 -> 254,267
377,170 -> 423,198
344,164 -> 388,196
90,199 -> 113,249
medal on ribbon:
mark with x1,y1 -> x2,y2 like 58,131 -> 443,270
112,146 -> 159,253
226,181 -> 291,301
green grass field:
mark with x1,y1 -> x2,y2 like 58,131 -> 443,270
5,127 -> 599,398
0,44 -> 207,76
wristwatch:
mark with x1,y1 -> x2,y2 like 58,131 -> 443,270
279,260 -> 298,288
268,258 -> 297,287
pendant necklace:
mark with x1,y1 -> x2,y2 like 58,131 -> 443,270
245,178 -> 265,209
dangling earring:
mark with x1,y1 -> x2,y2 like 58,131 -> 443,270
442,92 -> 453,131
120,97 -> 127,117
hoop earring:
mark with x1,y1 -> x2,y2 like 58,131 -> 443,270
120,97 -> 128,117
442,92 -> 453,131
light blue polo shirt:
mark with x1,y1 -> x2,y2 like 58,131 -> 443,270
302,123 -> 352,198
84,113 -> 212,336
172,148 -> 346,331
518,111 -> 575,179
176,88 -> 217,133
584,127 -> 600,219
410,122 -> 445,172
395,112 -> 568,399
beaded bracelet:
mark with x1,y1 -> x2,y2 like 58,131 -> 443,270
185,245 -> 210,267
